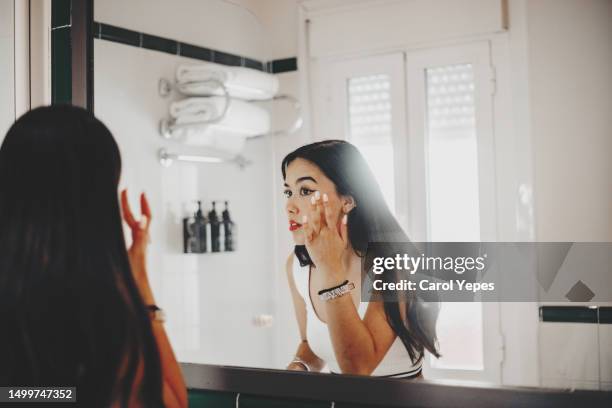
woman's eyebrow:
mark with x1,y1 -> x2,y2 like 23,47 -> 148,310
296,176 -> 317,184
283,176 -> 317,188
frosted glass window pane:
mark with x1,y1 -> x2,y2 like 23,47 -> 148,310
426,64 -> 480,241
431,302 -> 484,370
346,74 -> 395,213
425,64 -> 483,371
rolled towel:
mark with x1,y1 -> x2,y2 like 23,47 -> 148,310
170,125 -> 247,155
173,97 -> 271,137
176,63 -> 279,100
170,96 -> 224,120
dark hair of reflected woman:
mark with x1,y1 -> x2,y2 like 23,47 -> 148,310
0,105 -> 164,407
282,140 -> 441,365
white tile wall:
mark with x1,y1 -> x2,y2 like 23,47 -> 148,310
539,322 -> 600,390
599,323 -> 612,390
94,39 -> 277,367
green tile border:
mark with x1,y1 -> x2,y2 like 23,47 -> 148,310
188,389 -> 235,408
239,394 -> 330,408
94,21 -> 296,73
539,306 -> 598,323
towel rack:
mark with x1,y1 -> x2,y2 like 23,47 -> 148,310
158,78 -> 302,140
158,148 -> 252,169
159,78 -> 231,139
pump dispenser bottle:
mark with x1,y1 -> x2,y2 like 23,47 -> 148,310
208,201 -> 221,252
222,201 -> 235,251
194,200 -> 207,253
183,201 -> 207,253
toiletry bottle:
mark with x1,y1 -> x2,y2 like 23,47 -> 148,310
194,201 -> 207,253
222,201 -> 235,251
183,201 -> 207,253
209,201 -> 221,252
183,212 -> 196,253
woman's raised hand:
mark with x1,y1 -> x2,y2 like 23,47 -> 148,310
302,191 -> 349,286
120,189 -> 152,285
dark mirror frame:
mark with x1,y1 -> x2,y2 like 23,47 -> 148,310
51,0 -> 93,110
181,363 -> 610,408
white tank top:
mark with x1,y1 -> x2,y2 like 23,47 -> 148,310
292,255 -> 422,378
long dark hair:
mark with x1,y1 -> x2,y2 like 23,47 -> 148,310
282,140 -> 440,364
0,105 -> 164,407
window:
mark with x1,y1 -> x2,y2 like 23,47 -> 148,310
425,64 -> 481,242
327,44 -> 499,382
406,42 -> 499,382
346,74 -> 396,213
424,63 -> 484,370
329,53 -> 408,223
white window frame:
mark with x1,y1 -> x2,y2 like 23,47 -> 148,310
328,52 -> 411,229
405,41 -> 497,243
405,41 -> 501,384
318,41 -> 504,384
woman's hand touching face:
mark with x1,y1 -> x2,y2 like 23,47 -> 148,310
284,158 -> 352,286
302,190 -> 349,287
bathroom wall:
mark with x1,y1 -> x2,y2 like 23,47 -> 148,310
95,0 -> 265,60
94,0 -> 278,367
245,1 -> 307,368
523,0 -> 612,390
526,0 -> 612,242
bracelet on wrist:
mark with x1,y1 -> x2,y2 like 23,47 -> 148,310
147,304 -> 166,323
318,280 -> 355,301
289,357 -> 311,371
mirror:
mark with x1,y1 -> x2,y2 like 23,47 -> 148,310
92,0 -> 612,392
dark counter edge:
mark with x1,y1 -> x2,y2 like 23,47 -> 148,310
181,363 -> 611,408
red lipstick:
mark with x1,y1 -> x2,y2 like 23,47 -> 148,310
289,221 -> 302,231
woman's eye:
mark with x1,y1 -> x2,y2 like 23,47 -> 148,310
300,187 -> 314,196
283,190 -> 292,198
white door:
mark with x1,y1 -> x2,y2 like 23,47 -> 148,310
405,41 -> 502,383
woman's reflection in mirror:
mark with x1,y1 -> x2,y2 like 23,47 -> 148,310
282,140 -> 440,379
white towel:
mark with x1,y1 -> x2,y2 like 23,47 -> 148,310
172,97 -> 271,137
170,125 -> 246,155
176,63 -> 279,101
170,96 -> 224,120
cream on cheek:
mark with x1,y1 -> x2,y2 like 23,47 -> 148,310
321,195 -> 344,227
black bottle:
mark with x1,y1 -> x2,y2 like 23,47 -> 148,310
183,201 -> 207,253
222,201 -> 235,251
194,201 -> 207,253
208,201 -> 221,252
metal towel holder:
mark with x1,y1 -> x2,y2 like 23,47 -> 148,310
157,77 -> 302,169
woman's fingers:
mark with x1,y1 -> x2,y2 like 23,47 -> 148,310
309,194 -> 321,235
302,215 -> 313,242
140,192 -> 152,229
322,193 -> 334,230
339,213 -> 349,247
121,189 -> 137,229
122,189 -> 152,233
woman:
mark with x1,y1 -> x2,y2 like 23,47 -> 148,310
283,140 -> 440,378
0,105 -> 187,407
